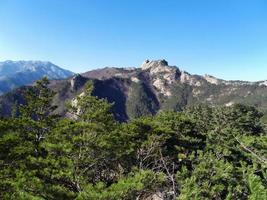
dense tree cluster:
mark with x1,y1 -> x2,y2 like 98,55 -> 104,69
0,78 -> 266,200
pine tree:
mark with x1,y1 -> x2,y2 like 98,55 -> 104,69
0,77 -> 60,199
42,81 -> 118,195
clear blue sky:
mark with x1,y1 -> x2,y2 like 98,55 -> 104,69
0,0 -> 267,81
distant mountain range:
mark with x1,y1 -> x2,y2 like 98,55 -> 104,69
0,60 -> 74,95
1,59 -> 267,122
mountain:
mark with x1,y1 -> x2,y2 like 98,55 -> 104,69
0,60 -> 74,95
1,59 -> 267,122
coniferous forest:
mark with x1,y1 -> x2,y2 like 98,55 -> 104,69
0,78 -> 266,200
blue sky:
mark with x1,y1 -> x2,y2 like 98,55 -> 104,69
0,0 -> 267,81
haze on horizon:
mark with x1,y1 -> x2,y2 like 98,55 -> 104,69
0,0 -> 267,81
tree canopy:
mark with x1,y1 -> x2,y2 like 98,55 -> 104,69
0,78 -> 266,200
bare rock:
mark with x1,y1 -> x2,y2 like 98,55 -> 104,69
70,74 -> 87,91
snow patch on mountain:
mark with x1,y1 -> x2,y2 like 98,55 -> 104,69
0,60 -> 74,95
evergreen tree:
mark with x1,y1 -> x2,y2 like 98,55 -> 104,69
0,77 -> 60,199
0,78 -> 266,199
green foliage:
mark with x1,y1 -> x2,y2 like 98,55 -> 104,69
0,78 -> 266,199
247,172 -> 267,200
77,170 -> 165,200
0,77 -> 61,199
126,82 -> 159,119
68,81 -> 115,127
161,83 -> 193,111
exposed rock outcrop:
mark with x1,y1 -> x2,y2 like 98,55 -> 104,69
204,74 -> 220,85
1,59 -> 267,122
70,74 -> 87,91
140,60 -> 181,96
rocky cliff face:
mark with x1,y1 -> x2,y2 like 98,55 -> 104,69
140,60 -> 180,97
1,59 -> 267,121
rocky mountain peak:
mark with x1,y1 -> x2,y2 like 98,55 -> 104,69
140,60 -> 181,97
140,59 -> 180,76
141,59 -> 168,70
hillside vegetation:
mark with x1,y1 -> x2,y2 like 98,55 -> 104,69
0,78 -> 266,200
1,60 -> 267,124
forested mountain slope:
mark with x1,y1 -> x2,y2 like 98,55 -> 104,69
1,59 -> 267,122
0,78 -> 266,199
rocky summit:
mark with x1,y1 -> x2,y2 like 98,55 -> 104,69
1,59 -> 267,122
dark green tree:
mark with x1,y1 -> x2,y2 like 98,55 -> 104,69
0,77 -> 60,199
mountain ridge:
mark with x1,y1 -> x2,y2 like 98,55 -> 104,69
82,59 -> 267,86
0,60 -> 74,95
1,59 -> 267,122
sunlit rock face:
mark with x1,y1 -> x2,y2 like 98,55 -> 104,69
259,80 -> 267,86
140,59 -> 181,96
141,59 -> 180,80
1,58 -> 267,122
180,71 -> 202,86
204,74 -> 220,85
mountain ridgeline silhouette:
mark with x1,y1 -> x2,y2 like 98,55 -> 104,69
1,59 -> 267,121
0,60 -> 74,95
